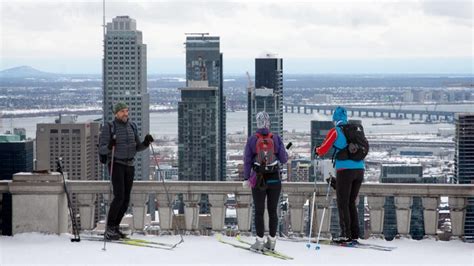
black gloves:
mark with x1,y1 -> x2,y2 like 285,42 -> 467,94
326,175 -> 337,190
314,148 -> 320,159
107,137 -> 116,150
143,134 -> 154,146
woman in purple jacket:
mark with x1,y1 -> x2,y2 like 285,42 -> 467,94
243,111 -> 288,252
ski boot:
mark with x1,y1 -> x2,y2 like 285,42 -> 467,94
264,235 -> 276,251
104,226 -> 120,241
250,236 -> 265,252
114,226 -> 127,239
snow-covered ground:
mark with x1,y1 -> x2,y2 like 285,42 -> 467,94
1,233 -> 472,265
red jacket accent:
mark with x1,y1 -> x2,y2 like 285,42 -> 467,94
315,128 -> 337,156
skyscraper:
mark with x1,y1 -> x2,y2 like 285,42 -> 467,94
185,34 -> 225,180
454,113 -> 474,241
178,81 -> 219,181
103,16 -> 149,180
0,133 -> 33,235
254,56 -> 283,137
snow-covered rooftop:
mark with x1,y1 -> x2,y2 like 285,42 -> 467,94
1,233 -> 472,265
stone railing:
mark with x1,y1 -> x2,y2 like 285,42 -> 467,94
1,172 -> 473,240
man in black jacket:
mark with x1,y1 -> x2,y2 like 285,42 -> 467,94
99,102 -> 154,240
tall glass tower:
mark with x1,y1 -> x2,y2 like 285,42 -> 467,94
103,16 -> 149,180
184,34 -> 226,181
254,56 -> 283,137
455,113 -> 474,242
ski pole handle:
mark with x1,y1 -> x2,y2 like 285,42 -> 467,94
285,142 -> 292,150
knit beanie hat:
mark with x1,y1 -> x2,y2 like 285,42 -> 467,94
113,102 -> 128,114
256,111 -> 270,129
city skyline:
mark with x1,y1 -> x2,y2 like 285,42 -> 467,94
1,0 -> 472,74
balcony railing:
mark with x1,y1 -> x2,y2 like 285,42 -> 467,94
1,172 -> 473,240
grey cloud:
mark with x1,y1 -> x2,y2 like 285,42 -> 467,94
421,0 -> 472,26
2,1 -> 246,31
259,3 -> 388,28
1,3 -> 91,32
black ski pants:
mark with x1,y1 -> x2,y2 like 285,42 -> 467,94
252,180 -> 281,238
336,169 -> 364,239
107,163 -> 135,227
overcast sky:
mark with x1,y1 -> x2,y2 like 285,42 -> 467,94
1,0 -> 472,74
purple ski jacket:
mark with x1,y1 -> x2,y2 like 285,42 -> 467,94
243,128 -> 288,180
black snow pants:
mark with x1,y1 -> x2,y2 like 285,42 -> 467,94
336,169 -> 364,239
106,163 -> 135,227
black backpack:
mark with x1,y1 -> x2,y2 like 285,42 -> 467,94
334,123 -> 369,161
99,121 -> 138,164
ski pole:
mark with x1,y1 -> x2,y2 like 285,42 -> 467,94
277,142 -> 293,237
103,136 -> 116,251
306,157 -> 319,249
314,172 -> 333,251
150,144 -> 184,246
57,158 -> 81,242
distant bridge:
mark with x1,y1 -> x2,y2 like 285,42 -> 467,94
283,104 -> 455,121
369,140 -> 454,149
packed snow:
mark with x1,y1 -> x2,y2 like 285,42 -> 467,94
0,233 -> 472,265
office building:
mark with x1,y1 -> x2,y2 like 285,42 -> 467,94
103,16 -> 150,180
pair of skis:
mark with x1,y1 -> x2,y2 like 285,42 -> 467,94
281,237 -> 396,252
324,240 -> 396,252
216,234 -> 293,260
81,235 -> 181,250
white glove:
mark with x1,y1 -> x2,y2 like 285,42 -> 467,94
242,180 -> 251,189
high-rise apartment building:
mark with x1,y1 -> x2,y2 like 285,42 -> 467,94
178,81 -> 219,181
36,115 -> 101,180
184,34 -> 225,180
103,16 -> 149,180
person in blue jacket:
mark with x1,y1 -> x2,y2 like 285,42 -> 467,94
243,112 -> 288,251
315,106 -> 365,244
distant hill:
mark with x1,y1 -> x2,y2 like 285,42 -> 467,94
0,65 -> 59,78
